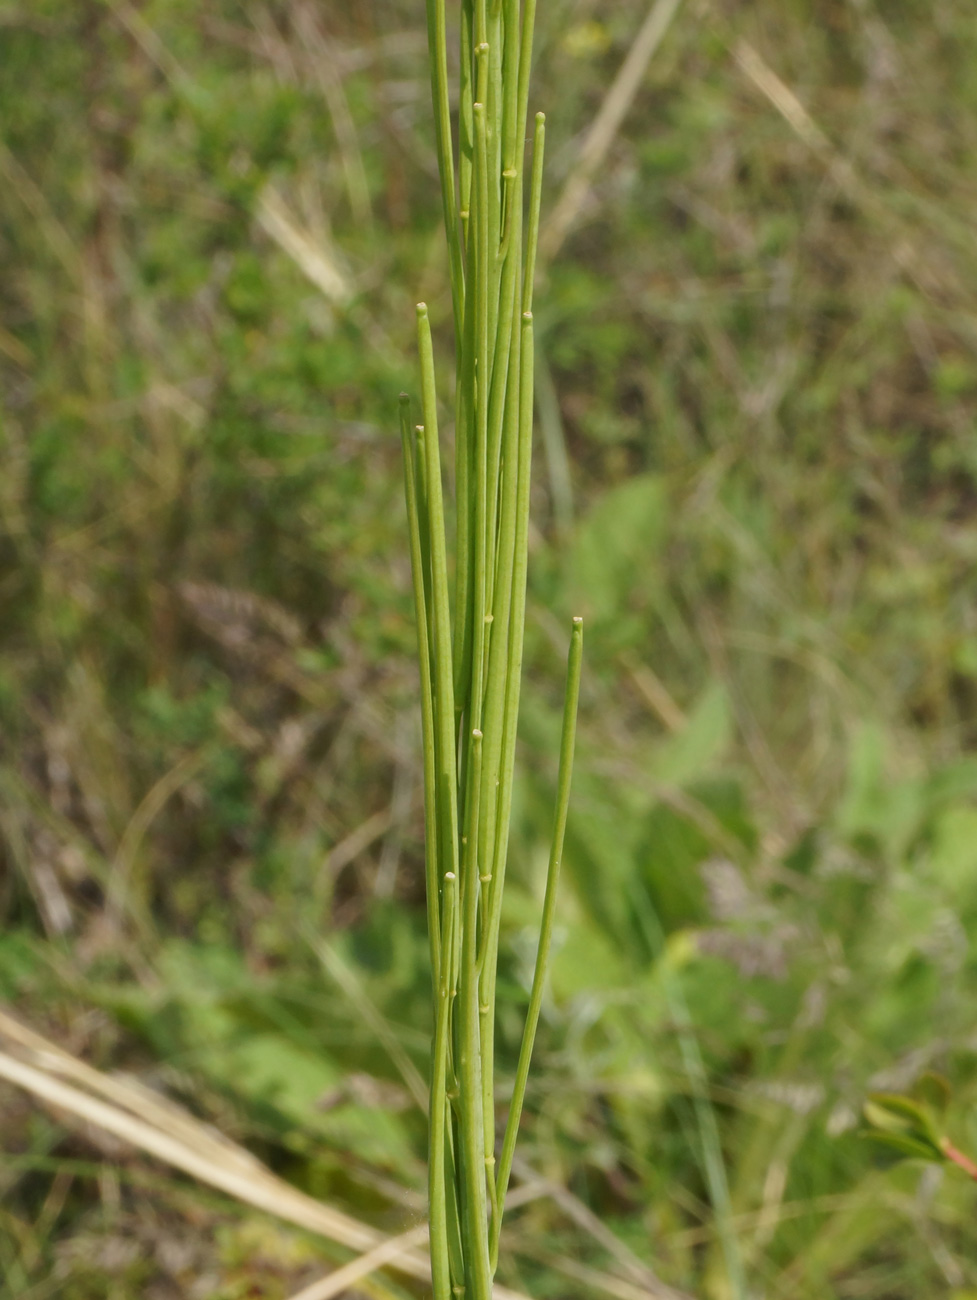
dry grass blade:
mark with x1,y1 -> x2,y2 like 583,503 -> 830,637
311,936 -> 428,1112
286,1182 -> 549,1300
531,1249 -> 692,1300
256,184 -> 353,306
0,1047 -> 396,1256
540,0 -> 685,263
0,1011 -> 533,1299
0,136 -> 80,279
284,1224 -> 430,1300
105,747 -> 211,930
291,1 -> 373,230
730,38 -> 956,300
321,807 -> 393,878
620,652 -> 687,734
0,1008 -> 265,1178
107,0 -> 188,86
511,1157 -> 696,1300
732,40 -> 831,155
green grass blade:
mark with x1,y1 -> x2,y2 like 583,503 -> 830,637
522,113 -> 545,317
484,178 -> 520,595
453,254 -> 477,727
459,0 -> 475,243
500,0 -> 521,174
429,861 -> 460,1300
471,99 -> 491,736
457,726 -> 492,1300
475,251 -> 523,1185
423,0 -> 465,342
416,304 -> 460,889
631,890 -> 748,1300
480,306 -> 535,1021
514,0 -> 538,177
400,396 -> 441,987
443,1113 -> 466,1290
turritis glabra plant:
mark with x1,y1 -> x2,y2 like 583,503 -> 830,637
399,1 -> 582,1296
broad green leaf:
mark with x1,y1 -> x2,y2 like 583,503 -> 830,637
636,778 -> 756,937
864,1093 -> 931,1134
550,916 -> 630,998
653,680 -> 731,785
565,474 -> 667,624
217,1031 -> 339,1125
836,722 -> 925,858
915,1071 -> 952,1120
860,1130 -> 944,1162
863,1091 -> 944,1157
927,805 -> 977,905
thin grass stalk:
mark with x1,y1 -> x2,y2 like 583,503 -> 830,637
458,727 -> 491,1299
484,149 -> 522,603
480,126 -> 543,1016
476,265 -> 523,1201
429,857 -> 459,1297
452,220 -> 478,724
630,891 -> 747,1298
453,1 -> 481,717
487,105 -> 505,398
399,400 -> 440,984
416,305 -> 460,892
475,116 -> 544,1210
521,114 -> 544,316
459,0 -> 475,242
481,303 -> 535,1288
492,617 -> 583,1264
444,1106 -> 466,1287
514,0 -> 538,164
499,0 -> 520,174
471,98 -> 491,737
478,269 -> 519,862
484,242 -> 517,578
423,0 -> 465,340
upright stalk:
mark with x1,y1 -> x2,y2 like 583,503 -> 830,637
402,4 -> 582,1294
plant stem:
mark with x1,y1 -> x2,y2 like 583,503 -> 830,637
404,6 -> 580,1293
493,616 -> 583,1265
399,400 -> 441,984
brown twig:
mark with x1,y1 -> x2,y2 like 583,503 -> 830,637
942,1140 -> 977,1182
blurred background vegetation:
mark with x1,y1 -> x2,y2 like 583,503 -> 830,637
2,1 -> 977,1297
